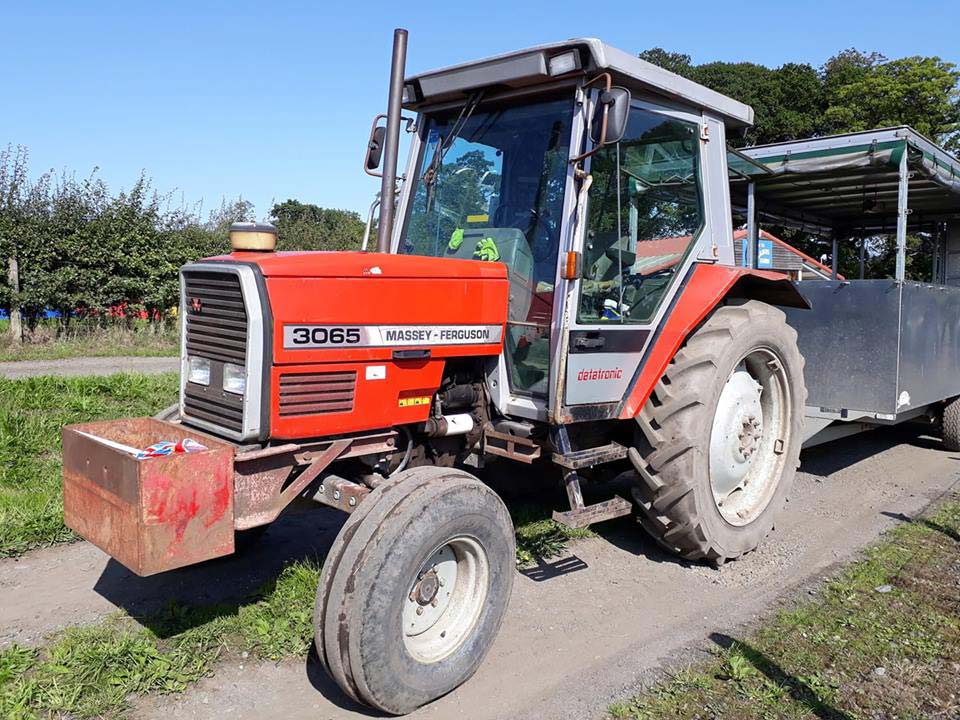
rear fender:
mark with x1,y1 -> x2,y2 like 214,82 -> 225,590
616,264 -> 808,420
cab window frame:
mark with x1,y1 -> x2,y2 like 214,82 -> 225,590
575,99 -> 707,326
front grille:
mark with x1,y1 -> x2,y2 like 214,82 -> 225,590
279,371 -> 356,417
183,383 -> 244,432
183,272 -> 248,364
182,270 -> 248,432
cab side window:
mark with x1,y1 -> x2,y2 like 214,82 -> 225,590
578,107 -> 704,324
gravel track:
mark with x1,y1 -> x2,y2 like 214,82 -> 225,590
0,356 -> 178,379
1,426 -> 957,719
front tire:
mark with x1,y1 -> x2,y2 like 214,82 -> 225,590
630,300 -> 805,565
316,466 -> 515,714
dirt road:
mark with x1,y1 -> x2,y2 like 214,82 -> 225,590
0,356 -> 178,379
2,426 -> 957,719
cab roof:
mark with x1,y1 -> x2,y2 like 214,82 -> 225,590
404,38 -> 754,128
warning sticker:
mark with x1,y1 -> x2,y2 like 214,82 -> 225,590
398,396 -> 431,408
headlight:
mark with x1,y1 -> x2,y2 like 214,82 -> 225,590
187,356 -> 211,386
223,363 -> 246,395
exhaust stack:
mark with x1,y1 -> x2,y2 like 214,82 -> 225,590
376,28 -> 408,254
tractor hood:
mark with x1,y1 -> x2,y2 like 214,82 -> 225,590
222,251 -> 508,281
188,250 -> 510,440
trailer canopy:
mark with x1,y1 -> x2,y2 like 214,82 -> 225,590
731,127 -> 960,280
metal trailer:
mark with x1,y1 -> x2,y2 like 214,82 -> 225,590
730,128 -> 960,447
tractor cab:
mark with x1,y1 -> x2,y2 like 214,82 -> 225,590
382,39 -> 754,423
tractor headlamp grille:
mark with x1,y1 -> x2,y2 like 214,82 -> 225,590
182,270 -> 248,433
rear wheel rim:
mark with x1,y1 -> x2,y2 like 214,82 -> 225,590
709,347 -> 791,526
402,536 -> 489,663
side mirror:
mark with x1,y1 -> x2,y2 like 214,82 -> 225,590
590,86 -> 631,146
365,123 -> 387,175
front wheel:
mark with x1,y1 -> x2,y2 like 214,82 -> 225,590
315,466 -> 515,714
631,300 -> 806,565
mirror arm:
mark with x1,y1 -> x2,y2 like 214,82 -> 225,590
365,114 -> 417,178
569,72 -> 613,166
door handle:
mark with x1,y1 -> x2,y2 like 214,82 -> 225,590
573,335 -> 605,350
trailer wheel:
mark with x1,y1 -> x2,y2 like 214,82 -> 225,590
315,467 -> 515,714
941,397 -> 960,451
631,300 -> 805,566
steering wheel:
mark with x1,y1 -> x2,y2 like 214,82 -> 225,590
623,267 -> 674,288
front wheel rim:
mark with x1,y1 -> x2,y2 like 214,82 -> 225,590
709,347 -> 791,526
402,536 -> 489,663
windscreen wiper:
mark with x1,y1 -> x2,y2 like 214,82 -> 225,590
423,90 -> 485,210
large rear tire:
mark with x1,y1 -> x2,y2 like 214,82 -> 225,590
630,300 -> 805,566
315,466 -> 515,714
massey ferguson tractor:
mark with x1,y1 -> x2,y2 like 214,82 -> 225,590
63,30 -> 814,714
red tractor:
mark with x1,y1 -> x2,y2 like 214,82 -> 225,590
64,31 -> 811,713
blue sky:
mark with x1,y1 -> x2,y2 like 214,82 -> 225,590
4,1 -> 957,219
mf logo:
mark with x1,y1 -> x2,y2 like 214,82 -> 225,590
190,297 -> 202,313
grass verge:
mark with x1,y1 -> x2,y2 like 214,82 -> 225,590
608,499 -> 960,720
0,559 -> 322,719
0,373 -> 179,556
0,321 -> 178,362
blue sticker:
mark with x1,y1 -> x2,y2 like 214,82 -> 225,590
757,239 -> 773,269
741,238 -> 774,269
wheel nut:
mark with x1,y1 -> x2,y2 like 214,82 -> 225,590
416,606 -> 424,615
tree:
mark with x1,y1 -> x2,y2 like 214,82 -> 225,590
638,46 -> 960,151
823,54 -> 960,149
268,199 -> 365,252
638,48 -> 693,77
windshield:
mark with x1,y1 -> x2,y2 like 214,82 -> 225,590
400,95 -> 575,397
401,96 -> 574,287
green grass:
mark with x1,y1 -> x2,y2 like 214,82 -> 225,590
512,503 -> 595,565
0,320 -> 178,362
608,499 -> 960,720
0,559 -> 322,719
0,373 -> 179,556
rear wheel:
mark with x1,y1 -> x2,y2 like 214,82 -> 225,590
941,397 -> 960,451
315,466 -> 515,714
630,300 -> 805,565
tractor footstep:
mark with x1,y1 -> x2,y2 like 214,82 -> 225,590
552,496 -> 633,530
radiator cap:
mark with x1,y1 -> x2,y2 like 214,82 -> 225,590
230,222 -> 278,252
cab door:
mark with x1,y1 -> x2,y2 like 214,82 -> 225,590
560,99 -> 715,414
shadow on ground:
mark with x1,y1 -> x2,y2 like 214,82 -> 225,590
881,509 -> 960,542
710,632 -> 854,720
799,425 -> 942,477
93,506 -> 345,634
303,644 -> 384,716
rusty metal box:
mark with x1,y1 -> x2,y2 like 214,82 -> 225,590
62,417 -> 235,576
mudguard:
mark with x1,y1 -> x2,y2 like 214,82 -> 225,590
616,263 -> 808,420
